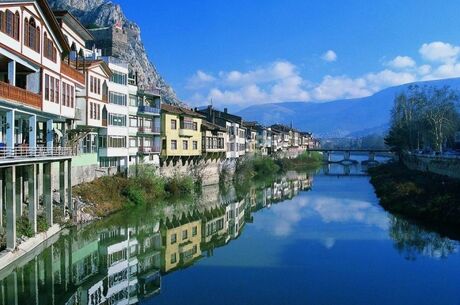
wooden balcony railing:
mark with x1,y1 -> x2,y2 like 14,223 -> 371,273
0,81 -> 42,109
102,119 -> 108,127
61,62 -> 85,84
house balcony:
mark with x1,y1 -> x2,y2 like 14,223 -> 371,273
61,62 -> 85,85
138,105 -> 160,115
0,81 -> 42,109
179,128 -> 195,137
139,145 -> 161,154
102,119 -> 108,127
0,146 -> 73,165
138,126 -> 160,135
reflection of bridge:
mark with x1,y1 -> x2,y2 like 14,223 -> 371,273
322,164 -> 368,177
305,149 -> 391,164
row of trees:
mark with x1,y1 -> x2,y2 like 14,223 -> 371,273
385,85 -> 460,153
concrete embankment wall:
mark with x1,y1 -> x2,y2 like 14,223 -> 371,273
159,158 -> 236,186
402,154 -> 460,179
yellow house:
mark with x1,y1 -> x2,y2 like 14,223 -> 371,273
161,104 -> 204,159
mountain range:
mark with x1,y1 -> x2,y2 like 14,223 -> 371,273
237,78 -> 460,138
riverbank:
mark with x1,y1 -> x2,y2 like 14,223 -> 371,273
73,165 -> 196,221
369,162 -> 460,228
234,152 -> 322,181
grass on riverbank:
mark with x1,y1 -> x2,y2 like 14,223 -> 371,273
234,152 -> 323,181
73,165 -> 196,217
369,162 -> 460,227
276,151 -> 323,171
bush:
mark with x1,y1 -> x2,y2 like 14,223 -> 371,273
235,155 -> 281,181
123,184 -> 146,206
165,174 -> 195,197
131,165 -> 166,199
37,215 -> 49,233
17,216 -> 33,238
277,151 -> 322,171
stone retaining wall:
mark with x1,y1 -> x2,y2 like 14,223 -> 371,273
402,154 -> 460,179
159,158 -> 236,186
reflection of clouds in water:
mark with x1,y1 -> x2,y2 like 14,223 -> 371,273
322,237 -> 336,249
258,195 -> 389,238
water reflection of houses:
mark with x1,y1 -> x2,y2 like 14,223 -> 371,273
0,172 -> 314,305
160,212 -> 202,273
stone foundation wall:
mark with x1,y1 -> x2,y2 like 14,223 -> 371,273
403,154 -> 460,179
159,158 -> 236,186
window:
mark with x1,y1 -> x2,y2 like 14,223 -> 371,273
171,233 -> 177,244
111,71 -> 127,85
192,141 -> 198,150
171,140 -> 177,150
44,75 -> 49,100
50,77 -> 54,102
90,76 -> 101,94
89,102 -> 101,120
182,230 -> 188,240
171,119 -> 177,130
2,10 -> 19,40
81,134 -> 97,154
181,117 -> 194,130
192,226 -> 197,236
44,33 -> 57,61
99,157 -> 120,168
104,136 -> 126,148
109,92 -> 127,106
90,76 -> 94,93
170,253 -> 177,264
183,140 -> 188,150
109,113 -> 126,126
129,137 -> 137,148
129,116 -> 138,127
129,95 -> 138,106
55,79 -> 60,104
193,122 -> 198,131
62,82 -> 66,106
62,83 -> 74,107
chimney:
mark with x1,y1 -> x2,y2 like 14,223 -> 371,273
224,108 -> 228,113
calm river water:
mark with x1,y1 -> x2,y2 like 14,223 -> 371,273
0,159 -> 459,305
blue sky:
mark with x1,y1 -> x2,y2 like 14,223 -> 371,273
117,0 -> 460,110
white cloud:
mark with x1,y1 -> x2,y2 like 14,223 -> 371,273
417,64 -> 432,75
321,50 -> 337,62
312,70 -> 416,101
387,55 -> 416,69
185,40 -> 460,108
188,60 -> 310,107
186,70 -> 215,89
419,41 -> 460,63
312,75 -> 370,100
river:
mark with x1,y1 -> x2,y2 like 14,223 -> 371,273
0,158 -> 459,305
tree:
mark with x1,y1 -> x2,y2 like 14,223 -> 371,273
386,85 -> 460,153
421,87 -> 459,152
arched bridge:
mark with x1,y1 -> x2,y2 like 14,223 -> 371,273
305,148 -> 392,164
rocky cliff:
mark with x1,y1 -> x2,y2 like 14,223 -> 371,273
48,0 -> 181,105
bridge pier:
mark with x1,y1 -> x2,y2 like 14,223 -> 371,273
344,151 -> 351,161
369,151 -> 375,162
322,151 -> 331,163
